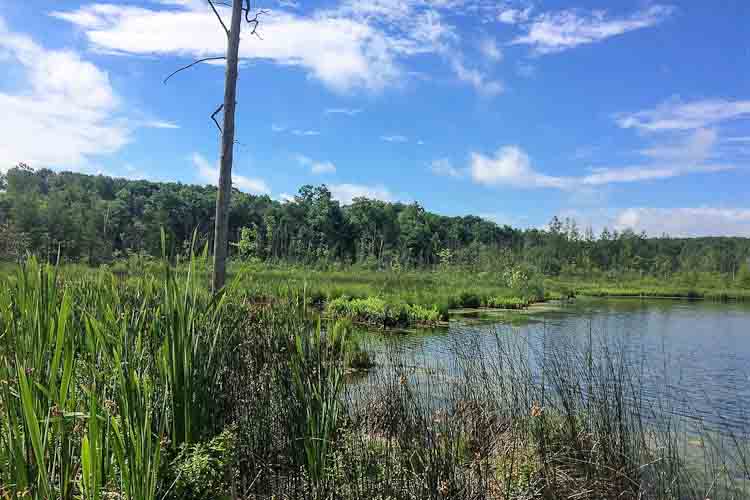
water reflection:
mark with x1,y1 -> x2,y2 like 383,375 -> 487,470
358,298 -> 750,435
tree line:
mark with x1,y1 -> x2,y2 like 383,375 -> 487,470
2,165 -> 749,280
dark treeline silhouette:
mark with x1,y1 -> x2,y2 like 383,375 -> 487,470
1,165 -> 749,280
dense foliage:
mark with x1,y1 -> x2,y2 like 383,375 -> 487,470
2,165 -> 750,282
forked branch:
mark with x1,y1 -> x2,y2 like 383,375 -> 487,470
211,104 -> 224,133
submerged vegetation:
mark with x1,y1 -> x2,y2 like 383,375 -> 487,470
1,255 -> 749,499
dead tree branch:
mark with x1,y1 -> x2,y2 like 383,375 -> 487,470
163,56 -> 227,84
211,104 -> 224,133
207,0 -> 230,35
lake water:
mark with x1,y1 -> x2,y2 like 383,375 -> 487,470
360,298 -> 750,435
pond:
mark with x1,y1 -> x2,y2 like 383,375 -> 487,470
359,297 -> 750,435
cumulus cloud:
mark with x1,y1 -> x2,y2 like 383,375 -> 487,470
469,146 -> 569,188
329,183 -> 393,204
614,207 -> 750,237
615,98 -> 750,132
512,5 -> 674,55
295,154 -> 337,174
0,19 -> 131,170
193,153 -> 270,194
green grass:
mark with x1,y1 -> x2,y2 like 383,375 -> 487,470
1,257 -> 748,499
549,274 -> 750,301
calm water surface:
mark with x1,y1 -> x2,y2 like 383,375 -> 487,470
360,298 -> 750,434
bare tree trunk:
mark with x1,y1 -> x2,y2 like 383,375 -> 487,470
212,0 -> 243,292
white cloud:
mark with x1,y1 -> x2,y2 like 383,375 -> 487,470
479,36 -> 502,62
53,1 -> 504,95
295,154 -> 337,174
51,0 -> 460,93
430,158 -> 463,178
498,7 -> 532,25
291,129 -> 320,136
470,146 -> 568,189
271,124 -> 286,132
192,152 -> 270,194
613,207 -> 750,237
639,128 -> 717,163
512,5 -> 674,55
329,183 -> 393,204
466,144 -> 733,190
580,163 -> 732,186
143,120 -> 180,129
278,192 -> 295,202
449,57 -> 503,96
381,134 -> 408,143
0,20 -> 131,170
324,107 -> 363,116
616,98 -> 750,132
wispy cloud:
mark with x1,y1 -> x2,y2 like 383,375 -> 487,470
381,134 -> 409,143
193,153 -> 270,194
430,158 -> 463,178
464,145 -> 732,190
295,154 -> 337,174
478,36 -> 502,62
329,183 -> 393,204
324,107 -> 363,116
614,207 -> 750,237
291,129 -> 320,136
271,124 -> 286,132
449,57 -> 503,96
616,98 -> 750,132
498,7 -> 532,25
51,0 -> 463,93
143,120 -> 180,129
512,5 -> 674,55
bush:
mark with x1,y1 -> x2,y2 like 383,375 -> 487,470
166,428 -> 237,500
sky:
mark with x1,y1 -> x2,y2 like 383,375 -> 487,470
1,0 -> 749,237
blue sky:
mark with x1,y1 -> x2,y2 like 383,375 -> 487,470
1,0 -> 749,236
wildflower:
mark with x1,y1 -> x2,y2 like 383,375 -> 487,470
25,367 -> 34,376
438,480 -> 449,496
50,405 -> 63,418
530,402 -> 543,418
399,374 -> 407,386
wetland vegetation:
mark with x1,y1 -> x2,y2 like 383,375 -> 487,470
2,168 -> 750,499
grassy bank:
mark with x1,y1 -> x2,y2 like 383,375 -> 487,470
549,275 -> 750,302
1,257 -> 748,499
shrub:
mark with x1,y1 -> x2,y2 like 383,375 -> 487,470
166,428 -> 237,500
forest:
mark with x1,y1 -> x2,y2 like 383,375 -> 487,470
2,164 -> 749,284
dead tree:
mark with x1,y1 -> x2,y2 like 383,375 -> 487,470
165,0 -> 266,292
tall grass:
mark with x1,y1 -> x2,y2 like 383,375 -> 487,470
1,256 -> 748,499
